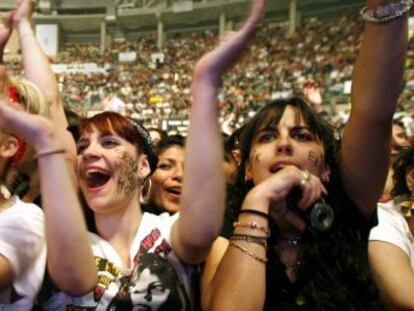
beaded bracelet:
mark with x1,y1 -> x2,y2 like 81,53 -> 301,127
360,0 -> 412,23
229,242 -> 268,263
230,234 -> 268,248
233,221 -> 270,237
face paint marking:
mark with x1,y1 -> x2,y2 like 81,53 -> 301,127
308,151 -> 320,167
74,160 -> 79,178
117,152 -> 139,196
254,152 -> 261,164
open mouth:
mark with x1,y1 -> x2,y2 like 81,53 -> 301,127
84,168 -> 111,189
270,164 -> 287,174
166,186 -> 182,196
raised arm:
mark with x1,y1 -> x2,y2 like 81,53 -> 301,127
12,0 -> 76,157
0,101 -> 97,295
0,12 -> 13,65
170,0 -> 266,265
0,38 -> 15,289
341,0 -> 409,216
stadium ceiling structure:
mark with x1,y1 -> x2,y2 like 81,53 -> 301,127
1,0 -> 365,41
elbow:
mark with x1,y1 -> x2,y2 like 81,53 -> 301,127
181,232 -> 218,254
178,233 -> 219,264
179,206 -> 224,250
183,224 -> 222,251
51,272 -> 98,297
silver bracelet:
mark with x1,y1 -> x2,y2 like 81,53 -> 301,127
360,0 -> 413,23
34,148 -> 66,160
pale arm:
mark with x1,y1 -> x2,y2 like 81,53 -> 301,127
0,102 -> 97,295
13,0 -> 76,157
0,14 -> 19,290
369,241 -> 414,310
341,0 -> 408,217
0,12 -> 13,93
0,12 -> 13,65
170,0 -> 266,265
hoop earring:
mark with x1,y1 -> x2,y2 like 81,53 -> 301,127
140,178 -> 152,204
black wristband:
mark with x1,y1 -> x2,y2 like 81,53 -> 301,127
239,209 -> 270,220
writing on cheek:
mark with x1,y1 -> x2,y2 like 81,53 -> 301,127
117,152 -> 139,196
74,160 -> 80,178
308,151 -> 321,167
250,148 -> 262,164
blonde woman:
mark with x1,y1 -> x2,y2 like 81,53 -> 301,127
0,13 -> 50,310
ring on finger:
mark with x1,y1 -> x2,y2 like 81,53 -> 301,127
300,170 -> 310,186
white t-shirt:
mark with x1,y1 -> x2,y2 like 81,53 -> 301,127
369,201 -> 414,268
0,196 -> 46,310
44,212 -> 193,310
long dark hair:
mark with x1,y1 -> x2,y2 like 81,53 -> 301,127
392,146 -> 414,198
143,134 -> 186,215
226,98 -> 381,310
156,135 -> 186,155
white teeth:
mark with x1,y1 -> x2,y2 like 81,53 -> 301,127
167,187 -> 182,194
85,168 -> 108,176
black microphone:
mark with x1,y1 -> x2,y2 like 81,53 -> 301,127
286,187 -> 335,231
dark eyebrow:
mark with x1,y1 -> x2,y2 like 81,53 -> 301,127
256,127 -> 277,134
159,157 -> 175,162
290,125 -> 311,131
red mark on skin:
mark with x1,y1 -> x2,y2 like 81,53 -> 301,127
308,151 -> 320,167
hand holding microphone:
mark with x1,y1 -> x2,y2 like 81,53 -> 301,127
257,166 -> 335,232
286,184 -> 335,232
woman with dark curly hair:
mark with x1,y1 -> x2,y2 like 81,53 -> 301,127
369,146 -> 414,310
199,0 -> 409,309
143,134 -> 186,215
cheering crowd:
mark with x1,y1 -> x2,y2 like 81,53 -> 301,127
0,0 -> 413,310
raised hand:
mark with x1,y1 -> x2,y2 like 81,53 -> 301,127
0,99 -> 55,151
12,0 -> 35,26
193,0 -> 266,86
0,12 -> 14,62
247,165 -> 327,232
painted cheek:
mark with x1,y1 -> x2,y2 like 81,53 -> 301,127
74,159 -> 82,179
114,147 -> 125,159
117,152 -> 139,196
250,147 -> 262,164
254,152 -> 262,164
308,151 -> 322,168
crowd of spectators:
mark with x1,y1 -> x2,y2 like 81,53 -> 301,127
7,9 -> 414,133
